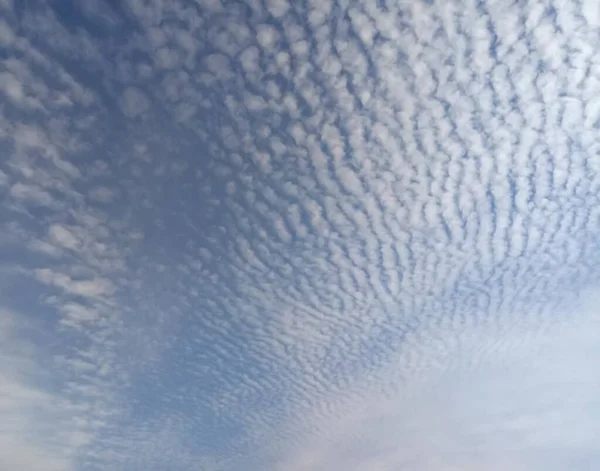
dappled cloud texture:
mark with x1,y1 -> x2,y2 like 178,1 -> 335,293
1,0 -> 600,470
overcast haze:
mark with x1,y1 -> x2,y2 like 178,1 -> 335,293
1,0 -> 600,470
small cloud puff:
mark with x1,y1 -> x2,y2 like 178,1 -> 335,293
120,86 -> 150,118
89,186 -> 118,203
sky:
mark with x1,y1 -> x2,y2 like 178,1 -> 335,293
1,0 -> 600,470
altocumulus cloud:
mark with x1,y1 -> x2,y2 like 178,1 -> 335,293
1,0 -> 600,470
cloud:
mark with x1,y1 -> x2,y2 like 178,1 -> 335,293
0,18 -> 14,45
1,0 -> 600,470
0,309 -> 79,471
27,239 -> 63,258
10,182 -> 55,206
582,0 -> 600,27
120,87 -> 150,118
271,295 -> 600,470
88,185 -> 118,203
35,268 -> 116,298
0,169 -> 8,187
48,224 -> 80,251
0,71 -> 25,103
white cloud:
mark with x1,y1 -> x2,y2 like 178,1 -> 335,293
89,186 -> 118,203
256,24 -> 279,49
34,268 -> 116,298
582,0 -> 600,27
155,46 -> 181,70
270,294 -> 600,470
0,71 -> 23,102
49,224 -> 80,251
240,46 -> 261,75
120,86 -> 150,118
28,239 -> 63,258
0,169 -> 8,187
10,182 -> 55,206
0,309 -> 77,471
59,302 -> 100,325
266,0 -> 290,18
205,53 -> 234,81
2,0 -> 600,470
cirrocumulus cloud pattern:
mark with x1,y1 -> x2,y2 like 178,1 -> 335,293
1,0 -> 600,470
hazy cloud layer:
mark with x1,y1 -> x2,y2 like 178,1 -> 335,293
1,0 -> 600,470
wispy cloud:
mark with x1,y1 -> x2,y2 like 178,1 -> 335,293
0,309 -> 84,471
1,0 -> 600,470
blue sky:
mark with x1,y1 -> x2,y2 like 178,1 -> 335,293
1,0 -> 600,470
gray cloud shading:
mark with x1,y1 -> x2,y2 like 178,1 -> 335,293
1,0 -> 600,470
